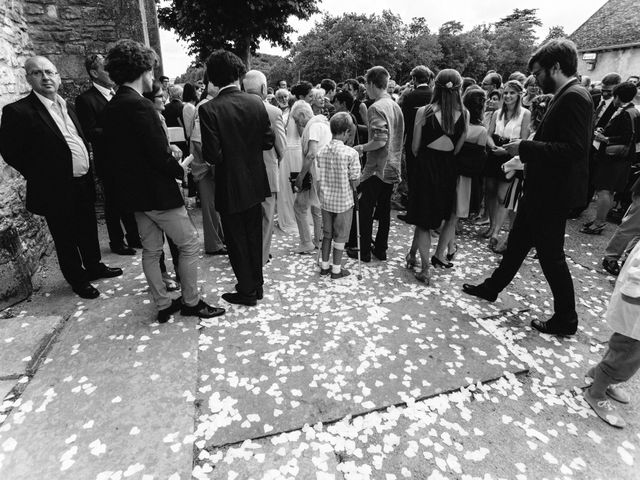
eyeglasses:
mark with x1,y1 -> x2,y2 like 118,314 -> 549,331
154,95 -> 164,99
531,69 -> 544,78
28,69 -> 59,78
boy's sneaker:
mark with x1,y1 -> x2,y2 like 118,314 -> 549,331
320,267 -> 331,276
331,268 -> 350,280
584,388 -> 626,428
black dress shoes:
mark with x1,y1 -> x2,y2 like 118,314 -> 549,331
347,248 -> 370,263
531,316 -> 578,336
72,283 -> 100,299
462,283 -> 498,302
110,244 -> 136,256
181,299 -> 226,318
397,213 -> 408,222
87,264 -> 123,281
222,292 -> 257,306
372,247 -> 387,261
157,297 -> 182,323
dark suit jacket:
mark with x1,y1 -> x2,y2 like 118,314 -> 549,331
0,91 -> 94,215
599,104 -> 638,157
75,86 -> 109,177
401,85 -> 432,154
519,79 -> 593,212
162,99 -> 184,128
199,86 -> 274,215
101,85 -> 184,212
595,100 -> 618,130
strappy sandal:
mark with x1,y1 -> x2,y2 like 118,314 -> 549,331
446,244 -> 458,261
405,253 -> 418,270
580,223 -> 605,235
602,258 -> 621,275
415,269 -> 430,285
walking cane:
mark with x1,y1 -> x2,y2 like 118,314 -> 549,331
354,189 -> 363,280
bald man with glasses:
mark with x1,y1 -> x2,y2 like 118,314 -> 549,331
0,56 -> 122,299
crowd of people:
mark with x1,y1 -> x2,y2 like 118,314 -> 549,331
1,37 -> 640,429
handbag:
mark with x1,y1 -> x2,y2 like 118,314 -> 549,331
605,107 -> 638,158
289,171 -> 311,192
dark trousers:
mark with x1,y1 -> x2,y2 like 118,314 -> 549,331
44,175 -> 102,286
349,176 -> 394,257
484,197 -> 576,319
103,175 -> 139,247
221,204 -> 263,296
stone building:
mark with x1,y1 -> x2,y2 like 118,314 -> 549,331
0,0 -> 163,307
570,0 -> 640,82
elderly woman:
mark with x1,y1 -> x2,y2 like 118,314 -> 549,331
309,87 -> 326,116
291,101 -> 332,254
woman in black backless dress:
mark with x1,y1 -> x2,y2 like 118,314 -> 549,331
405,69 -> 467,284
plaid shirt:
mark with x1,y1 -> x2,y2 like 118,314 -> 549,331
316,139 -> 361,213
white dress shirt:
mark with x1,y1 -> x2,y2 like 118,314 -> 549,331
93,82 -> 115,101
34,91 -> 90,177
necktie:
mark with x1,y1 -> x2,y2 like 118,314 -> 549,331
594,100 -> 607,126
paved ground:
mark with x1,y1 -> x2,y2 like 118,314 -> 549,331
0,204 -> 638,480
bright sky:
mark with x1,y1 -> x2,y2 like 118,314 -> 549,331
158,0 -> 608,78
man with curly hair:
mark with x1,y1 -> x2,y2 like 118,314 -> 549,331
0,56 -> 122,299
101,39 -> 225,322
199,50 -> 275,306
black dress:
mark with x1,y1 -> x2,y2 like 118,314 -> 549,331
594,105 -> 636,192
406,109 -> 466,230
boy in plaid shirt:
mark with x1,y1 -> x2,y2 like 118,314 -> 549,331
316,113 -> 361,279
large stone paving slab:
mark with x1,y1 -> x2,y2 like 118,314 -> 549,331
0,316 -> 63,378
0,306 -> 199,480
196,301 -> 528,448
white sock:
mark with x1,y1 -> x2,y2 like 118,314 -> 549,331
332,264 -> 341,274
322,261 -> 330,269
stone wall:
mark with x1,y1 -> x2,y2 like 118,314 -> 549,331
0,0 -> 162,307
0,0 -> 50,307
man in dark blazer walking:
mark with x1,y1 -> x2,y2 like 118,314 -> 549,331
101,39 -> 224,322
463,39 -> 593,336
0,56 -> 122,299
398,65 -> 433,218
75,53 -> 140,255
199,50 -> 275,306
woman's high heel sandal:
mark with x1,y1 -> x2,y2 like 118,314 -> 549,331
415,270 -> 430,284
446,244 -> 458,262
405,253 -> 417,270
431,255 -> 453,269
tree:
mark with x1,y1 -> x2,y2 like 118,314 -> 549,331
395,17 -> 442,83
490,8 -> 542,78
157,0 -> 319,66
540,26 -> 568,46
289,11 -> 405,83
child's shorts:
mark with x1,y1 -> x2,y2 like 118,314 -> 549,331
322,208 -> 353,243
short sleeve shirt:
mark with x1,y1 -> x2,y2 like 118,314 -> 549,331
361,93 -> 405,184
316,140 -> 361,213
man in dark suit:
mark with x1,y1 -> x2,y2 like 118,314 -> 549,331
101,39 -> 224,322
199,50 -> 275,306
75,53 -> 140,255
571,73 -> 622,219
0,56 -> 122,299
463,39 -> 593,336
398,65 -> 433,218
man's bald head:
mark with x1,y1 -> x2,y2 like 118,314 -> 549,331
243,70 -> 267,99
24,56 -> 60,100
